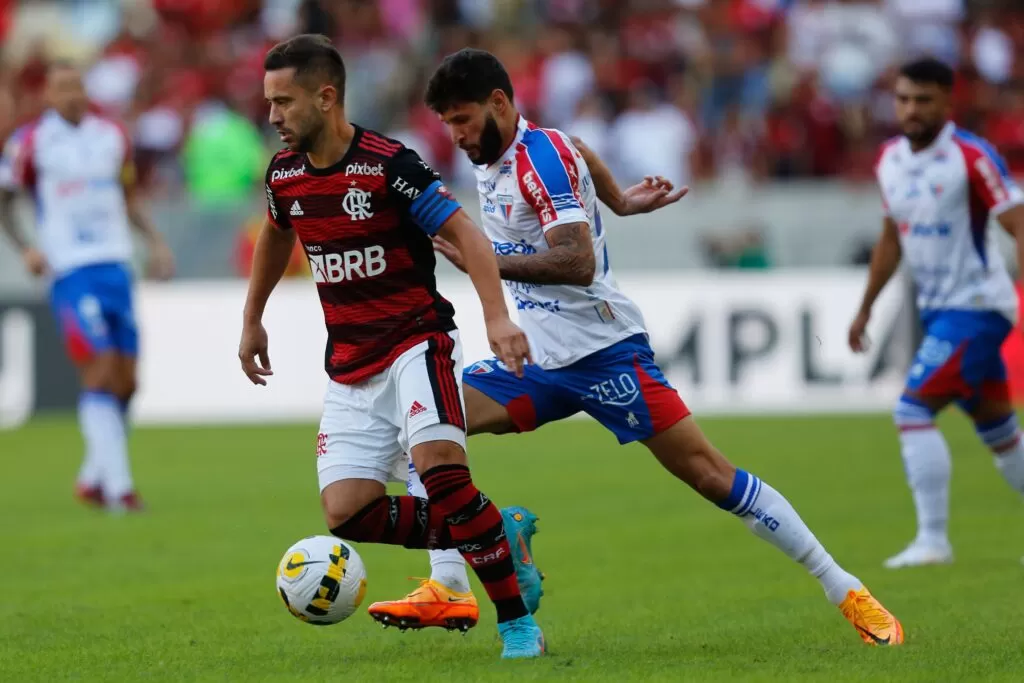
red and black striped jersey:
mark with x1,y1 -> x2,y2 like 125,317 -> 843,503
264,126 -> 462,384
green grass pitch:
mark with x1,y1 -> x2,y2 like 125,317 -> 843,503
2,413 -> 1023,682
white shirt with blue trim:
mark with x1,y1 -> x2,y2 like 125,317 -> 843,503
8,109 -> 134,276
876,121 -> 1024,323
472,117 -> 647,369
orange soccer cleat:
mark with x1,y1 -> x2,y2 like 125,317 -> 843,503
368,579 -> 479,633
839,587 -> 905,646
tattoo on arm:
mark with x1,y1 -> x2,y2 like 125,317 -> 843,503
495,222 -> 596,286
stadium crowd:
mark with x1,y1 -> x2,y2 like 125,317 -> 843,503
0,0 -> 1021,201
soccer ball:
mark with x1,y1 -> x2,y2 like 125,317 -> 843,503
276,535 -> 367,625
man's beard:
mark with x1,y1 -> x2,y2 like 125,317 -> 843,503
472,114 -> 505,166
295,115 -> 325,154
903,120 -> 943,148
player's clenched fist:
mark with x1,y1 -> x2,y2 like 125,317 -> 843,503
239,322 -> 274,385
485,316 -> 531,378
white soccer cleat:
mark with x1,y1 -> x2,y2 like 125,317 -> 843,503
883,539 -> 953,569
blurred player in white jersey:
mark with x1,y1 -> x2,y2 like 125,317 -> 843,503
0,63 -> 175,512
850,58 -> 1024,568
368,48 -> 904,646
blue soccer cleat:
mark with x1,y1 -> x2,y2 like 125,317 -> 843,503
498,614 -> 546,659
501,506 -> 544,614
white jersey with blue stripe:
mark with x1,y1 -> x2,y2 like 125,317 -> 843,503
876,121 -> 1023,323
6,109 -> 134,276
472,117 -> 647,369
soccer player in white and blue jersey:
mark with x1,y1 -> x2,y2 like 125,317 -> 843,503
850,58 -> 1024,568
0,63 -> 175,512
368,48 -> 904,646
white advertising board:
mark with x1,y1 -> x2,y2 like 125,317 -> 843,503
130,270 -> 912,424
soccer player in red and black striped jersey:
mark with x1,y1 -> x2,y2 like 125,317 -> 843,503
237,34 -> 545,659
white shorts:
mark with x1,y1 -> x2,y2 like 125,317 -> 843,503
316,330 -> 467,490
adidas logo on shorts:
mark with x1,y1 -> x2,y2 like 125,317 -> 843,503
409,401 -> 427,417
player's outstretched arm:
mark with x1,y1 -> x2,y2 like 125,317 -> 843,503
570,135 -> 688,217
240,220 -> 296,385
437,211 -> 531,377
570,136 -> 625,214
849,217 -> 902,352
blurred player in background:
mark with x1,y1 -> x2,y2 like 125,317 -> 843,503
238,35 -> 544,659
371,48 -> 904,647
0,62 -> 175,512
850,58 -> 1024,568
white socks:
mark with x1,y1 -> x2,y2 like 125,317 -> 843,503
79,391 -> 133,499
976,414 -> 1024,495
898,428 -> 952,544
718,469 -> 862,605
406,460 -> 470,593
892,398 -> 952,546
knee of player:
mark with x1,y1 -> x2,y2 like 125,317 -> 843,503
409,433 -> 468,472
79,353 -> 120,393
653,433 -> 734,500
688,454 -> 734,501
117,375 -> 138,403
892,395 -> 937,431
321,495 -> 361,531
971,409 -> 1021,454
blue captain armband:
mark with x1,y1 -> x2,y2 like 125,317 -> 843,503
409,180 -> 461,236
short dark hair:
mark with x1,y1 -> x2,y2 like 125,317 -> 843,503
899,57 -> 954,89
264,34 -> 345,97
425,49 -> 514,113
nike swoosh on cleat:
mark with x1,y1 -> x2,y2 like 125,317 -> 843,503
286,560 -> 326,571
447,596 -> 471,603
517,536 -> 533,565
856,626 -> 890,645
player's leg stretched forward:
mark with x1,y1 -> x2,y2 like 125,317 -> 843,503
641,414 -> 903,645
391,357 -> 903,646
323,435 -> 545,658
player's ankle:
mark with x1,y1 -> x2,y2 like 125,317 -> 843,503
915,531 -> 950,547
433,573 -> 471,594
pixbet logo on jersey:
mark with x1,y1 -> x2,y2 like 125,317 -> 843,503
345,162 -> 384,176
307,246 -> 386,283
521,170 -> 554,224
271,165 -> 305,182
